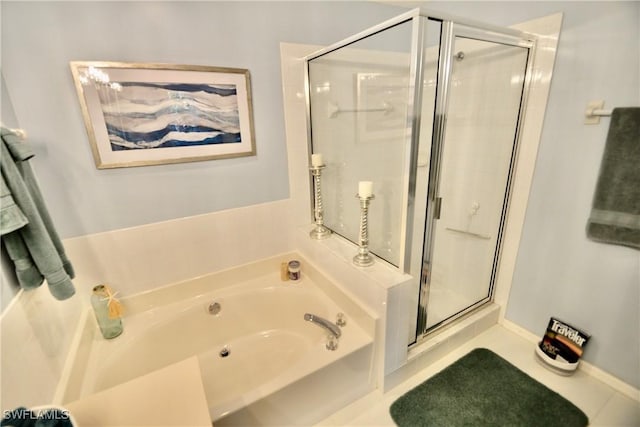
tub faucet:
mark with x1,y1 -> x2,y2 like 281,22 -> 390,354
303,313 -> 342,339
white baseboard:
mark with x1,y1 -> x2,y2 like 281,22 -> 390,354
501,319 -> 640,402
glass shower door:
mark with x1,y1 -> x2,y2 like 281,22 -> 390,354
418,30 -> 531,334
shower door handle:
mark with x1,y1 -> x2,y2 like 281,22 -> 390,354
434,197 -> 443,220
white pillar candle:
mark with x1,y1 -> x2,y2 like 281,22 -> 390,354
311,153 -> 324,167
358,181 -> 373,198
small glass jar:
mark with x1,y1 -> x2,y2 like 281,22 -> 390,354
288,260 -> 301,281
91,285 -> 123,339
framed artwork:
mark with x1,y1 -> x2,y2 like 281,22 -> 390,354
70,61 -> 256,168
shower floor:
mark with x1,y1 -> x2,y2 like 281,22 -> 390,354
318,325 -> 640,426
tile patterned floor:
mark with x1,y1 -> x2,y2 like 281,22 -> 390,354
318,325 -> 640,426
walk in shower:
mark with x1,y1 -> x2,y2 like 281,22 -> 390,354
306,8 -> 535,346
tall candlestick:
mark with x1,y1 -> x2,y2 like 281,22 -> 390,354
309,162 -> 331,240
353,192 -> 375,267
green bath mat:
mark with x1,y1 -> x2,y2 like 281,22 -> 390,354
390,348 -> 588,427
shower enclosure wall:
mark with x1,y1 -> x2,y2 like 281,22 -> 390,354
306,8 -> 535,346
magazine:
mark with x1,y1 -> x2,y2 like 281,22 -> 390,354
539,317 -> 590,364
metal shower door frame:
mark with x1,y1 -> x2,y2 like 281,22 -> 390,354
415,20 -> 536,342
302,7 -> 537,344
304,9 -> 421,270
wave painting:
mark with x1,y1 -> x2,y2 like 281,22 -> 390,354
96,82 -> 242,151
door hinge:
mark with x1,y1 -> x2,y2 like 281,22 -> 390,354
434,197 -> 442,220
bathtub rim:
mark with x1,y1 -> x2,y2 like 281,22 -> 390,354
116,251 -> 378,333
82,279 -> 360,398
55,251 -> 378,407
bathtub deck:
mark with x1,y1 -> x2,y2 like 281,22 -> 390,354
65,357 -> 211,426
318,324 -> 640,426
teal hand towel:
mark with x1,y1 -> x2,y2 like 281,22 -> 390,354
1,172 -> 28,234
587,108 -> 640,249
0,127 -> 75,300
2,232 -> 44,290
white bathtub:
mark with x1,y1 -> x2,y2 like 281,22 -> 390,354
62,255 -> 375,424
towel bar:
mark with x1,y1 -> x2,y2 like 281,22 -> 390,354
445,227 -> 491,240
585,100 -> 612,124
586,109 -> 612,117
328,101 -> 393,118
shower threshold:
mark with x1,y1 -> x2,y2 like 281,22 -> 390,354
385,303 -> 499,392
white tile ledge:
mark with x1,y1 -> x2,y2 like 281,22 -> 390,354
295,225 -> 411,290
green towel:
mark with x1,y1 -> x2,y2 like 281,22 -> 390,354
587,107 -> 640,249
1,172 -> 28,234
0,127 -> 75,300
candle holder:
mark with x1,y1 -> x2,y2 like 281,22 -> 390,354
353,194 -> 375,267
309,165 -> 332,240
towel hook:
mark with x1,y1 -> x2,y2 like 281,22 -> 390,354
0,122 -> 27,138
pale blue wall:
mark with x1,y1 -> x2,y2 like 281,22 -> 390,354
425,1 -> 640,389
0,1 -> 403,239
504,2 -> 639,390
